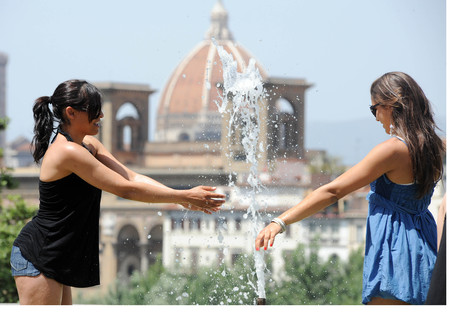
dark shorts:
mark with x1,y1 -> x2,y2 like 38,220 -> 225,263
10,245 -> 41,277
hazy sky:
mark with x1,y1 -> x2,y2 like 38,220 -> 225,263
0,0 -> 449,165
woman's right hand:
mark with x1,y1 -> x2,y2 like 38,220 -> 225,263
180,186 -> 226,214
255,222 -> 282,251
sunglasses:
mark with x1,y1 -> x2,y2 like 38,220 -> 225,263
369,103 -> 381,117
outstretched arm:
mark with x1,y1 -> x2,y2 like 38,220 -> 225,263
255,139 -> 403,250
62,137 -> 225,213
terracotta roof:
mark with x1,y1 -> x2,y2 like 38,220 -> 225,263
156,1 -> 268,141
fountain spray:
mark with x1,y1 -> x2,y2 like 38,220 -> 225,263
213,39 -> 267,304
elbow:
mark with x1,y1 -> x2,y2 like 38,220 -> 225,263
117,188 -> 134,200
319,184 -> 342,205
328,192 -> 339,205
113,183 -> 137,200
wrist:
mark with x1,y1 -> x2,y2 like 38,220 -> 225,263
173,189 -> 188,204
271,218 -> 286,234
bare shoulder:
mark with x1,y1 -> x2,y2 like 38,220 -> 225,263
348,137 -> 410,180
40,138 -> 91,181
328,137 -> 412,194
385,137 -> 410,159
378,137 -> 413,183
371,137 -> 409,159
43,138 -> 85,163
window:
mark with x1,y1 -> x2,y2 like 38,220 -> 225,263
235,218 -> 242,231
189,218 -> 201,231
172,218 -> 184,230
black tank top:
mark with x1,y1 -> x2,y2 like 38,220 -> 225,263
14,132 -> 102,287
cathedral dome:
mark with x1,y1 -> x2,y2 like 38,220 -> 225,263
155,0 -> 268,142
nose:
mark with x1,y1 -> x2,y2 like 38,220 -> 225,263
99,110 -> 104,119
375,110 -> 380,121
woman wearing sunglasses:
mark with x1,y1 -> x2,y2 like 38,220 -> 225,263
10,79 -> 225,304
256,72 -> 444,305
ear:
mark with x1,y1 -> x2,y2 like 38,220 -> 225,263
65,106 -> 76,120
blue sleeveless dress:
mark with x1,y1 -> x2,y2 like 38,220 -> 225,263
362,170 -> 437,304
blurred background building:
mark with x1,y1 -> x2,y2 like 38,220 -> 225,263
0,52 -> 8,150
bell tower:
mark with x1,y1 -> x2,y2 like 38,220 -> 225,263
95,82 -> 155,165
264,77 -> 312,160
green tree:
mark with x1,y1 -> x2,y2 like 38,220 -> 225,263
266,243 -> 363,305
179,254 -> 261,305
308,153 -> 346,179
88,256 -> 166,305
0,196 -> 37,303
0,118 -> 37,303
81,243 -> 364,305
83,254 -> 262,305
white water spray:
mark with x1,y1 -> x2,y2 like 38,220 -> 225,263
213,39 -> 267,300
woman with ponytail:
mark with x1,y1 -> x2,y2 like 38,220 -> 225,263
10,79 -> 225,304
255,72 -> 445,305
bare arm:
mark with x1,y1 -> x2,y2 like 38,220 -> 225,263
62,138 -> 225,213
87,136 -> 170,188
255,138 -> 406,250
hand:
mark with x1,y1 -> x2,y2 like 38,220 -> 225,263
255,222 -> 282,251
179,202 -> 220,215
182,186 -> 225,214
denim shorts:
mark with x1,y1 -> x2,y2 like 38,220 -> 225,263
10,245 -> 41,277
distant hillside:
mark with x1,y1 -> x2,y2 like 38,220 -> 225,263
306,115 -> 446,166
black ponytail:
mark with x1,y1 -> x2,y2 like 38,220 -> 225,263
31,96 -> 54,163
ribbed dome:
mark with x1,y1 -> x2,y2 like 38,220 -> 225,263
155,0 -> 268,142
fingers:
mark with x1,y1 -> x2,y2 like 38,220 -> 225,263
192,186 -> 226,207
255,224 -> 279,251
183,186 -> 226,214
180,203 -> 221,215
199,186 -> 217,191
197,186 -> 227,200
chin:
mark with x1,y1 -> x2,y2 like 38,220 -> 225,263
89,128 -> 100,136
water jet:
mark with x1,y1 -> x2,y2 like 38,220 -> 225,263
214,38 -> 268,304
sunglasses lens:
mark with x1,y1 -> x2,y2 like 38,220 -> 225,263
370,103 -> 379,117
370,108 -> 376,117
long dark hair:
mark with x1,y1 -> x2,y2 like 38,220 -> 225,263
31,79 -> 102,163
370,72 -> 444,198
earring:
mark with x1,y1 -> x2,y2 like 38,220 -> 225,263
389,123 -> 395,136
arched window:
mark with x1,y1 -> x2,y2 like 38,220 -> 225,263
122,125 -> 132,151
273,98 -> 297,150
116,103 -> 140,152
117,224 -> 140,282
116,102 -> 140,120
275,98 -> 294,114
147,225 -> 163,265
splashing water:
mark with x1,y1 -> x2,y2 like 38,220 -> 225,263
213,39 -> 267,300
